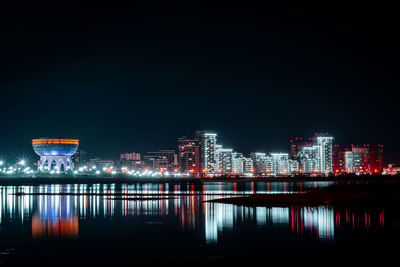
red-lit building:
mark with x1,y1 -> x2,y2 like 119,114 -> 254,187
369,144 -> 384,173
351,145 -> 370,173
332,145 -> 346,173
178,136 -> 201,175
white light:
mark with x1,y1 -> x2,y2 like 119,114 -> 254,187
0,161 -> 3,166
95,170 -> 100,175
19,160 -> 26,166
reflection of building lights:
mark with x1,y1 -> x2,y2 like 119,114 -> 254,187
32,215 -> 79,239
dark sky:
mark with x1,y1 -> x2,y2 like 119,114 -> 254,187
0,4 -> 399,162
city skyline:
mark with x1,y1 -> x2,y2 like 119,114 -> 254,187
0,130 -> 388,177
1,5 -> 399,163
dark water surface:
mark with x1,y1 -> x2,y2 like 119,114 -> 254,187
0,181 -> 398,265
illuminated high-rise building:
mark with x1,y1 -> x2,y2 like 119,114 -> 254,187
370,144 -> 384,173
312,133 -> 333,174
215,144 -> 222,171
288,159 -> 299,173
243,157 -> 254,174
298,146 -> 318,173
178,136 -> 201,174
250,152 -> 267,175
351,145 -> 370,172
265,156 -> 273,174
232,152 -> 244,174
332,145 -> 346,173
290,137 -> 311,160
344,151 -> 354,173
217,148 -> 233,174
196,131 -> 218,174
271,153 -> 289,175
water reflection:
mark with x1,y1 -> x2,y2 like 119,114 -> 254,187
32,194 -> 78,239
0,182 -> 386,244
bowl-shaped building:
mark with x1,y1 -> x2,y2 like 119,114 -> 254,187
32,138 -> 79,172
32,138 -> 79,156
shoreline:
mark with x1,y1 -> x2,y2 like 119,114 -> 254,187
0,174 -> 399,186
207,181 -> 400,207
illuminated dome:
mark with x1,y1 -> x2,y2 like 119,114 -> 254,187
32,138 -> 79,172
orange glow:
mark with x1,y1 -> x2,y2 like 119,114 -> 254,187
32,139 -> 79,145
189,169 -> 194,173
32,215 -> 78,239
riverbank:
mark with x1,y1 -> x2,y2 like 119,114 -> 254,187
208,180 -> 400,207
0,174 -> 399,186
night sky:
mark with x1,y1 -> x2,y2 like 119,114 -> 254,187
1,5 -> 399,162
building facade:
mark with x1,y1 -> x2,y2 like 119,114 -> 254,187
312,133 -> 333,174
178,136 -> 201,174
232,152 -> 244,174
271,153 -> 289,175
370,145 -> 384,173
290,137 -> 311,160
196,131 -> 218,175
217,148 -> 233,174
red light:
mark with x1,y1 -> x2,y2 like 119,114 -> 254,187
106,168 -> 111,173
201,168 -> 206,173
250,168 -> 254,173
159,168 -> 164,173
299,168 -> 303,173
189,169 -> 194,173
217,168 -> 222,174
266,169 -> 271,173
173,168 -> 179,173
335,170 -> 339,173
